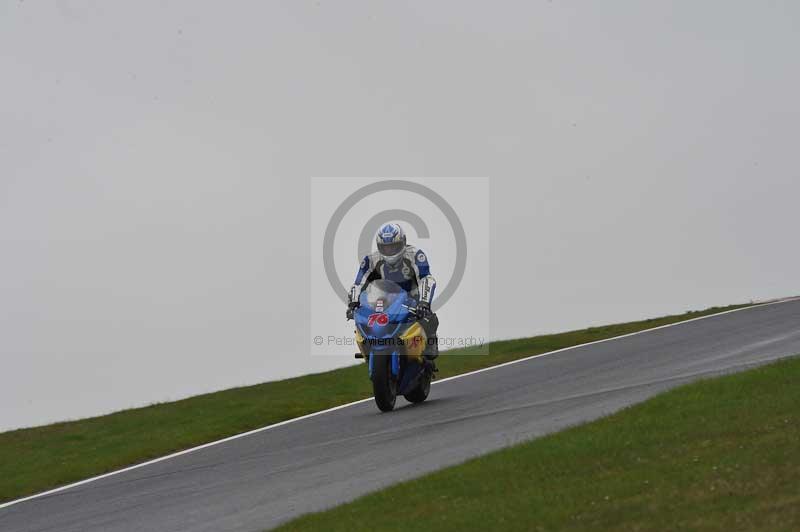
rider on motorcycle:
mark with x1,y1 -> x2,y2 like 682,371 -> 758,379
347,222 -> 439,361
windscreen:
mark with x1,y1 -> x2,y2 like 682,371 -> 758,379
363,279 -> 405,311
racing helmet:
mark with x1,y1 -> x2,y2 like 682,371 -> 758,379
376,223 -> 406,266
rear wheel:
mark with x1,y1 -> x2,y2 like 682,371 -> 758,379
403,370 -> 431,404
371,354 -> 397,412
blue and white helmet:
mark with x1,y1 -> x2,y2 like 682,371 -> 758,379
376,223 -> 406,266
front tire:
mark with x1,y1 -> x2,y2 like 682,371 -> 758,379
371,354 -> 397,412
403,371 -> 431,404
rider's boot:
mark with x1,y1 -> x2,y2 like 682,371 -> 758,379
423,336 -> 438,374
420,312 -> 439,373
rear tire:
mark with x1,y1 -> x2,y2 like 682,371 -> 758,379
403,371 -> 431,404
371,354 -> 397,412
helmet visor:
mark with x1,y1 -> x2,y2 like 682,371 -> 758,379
377,240 -> 405,257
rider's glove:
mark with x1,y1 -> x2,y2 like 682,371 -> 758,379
346,301 -> 359,320
416,300 -> 431,320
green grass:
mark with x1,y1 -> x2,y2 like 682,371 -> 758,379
277,355 -> 800,532
0,302 -> 752,504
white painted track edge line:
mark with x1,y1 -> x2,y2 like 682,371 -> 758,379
0,396 -> 373,510
0,297 -> 795,511
434,298 -> 797,385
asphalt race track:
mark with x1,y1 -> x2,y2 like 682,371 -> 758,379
2,300 -> 800,531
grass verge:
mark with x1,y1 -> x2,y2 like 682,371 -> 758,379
277,355 -> 800,532
0,303 -> 753,504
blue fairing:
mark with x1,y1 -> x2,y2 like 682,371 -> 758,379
354,289 -> 414,340
357,280 -> 421,381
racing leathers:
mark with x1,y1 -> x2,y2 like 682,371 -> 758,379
347,246 -> 439,359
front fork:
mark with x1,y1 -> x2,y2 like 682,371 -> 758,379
368,351 -> 401,379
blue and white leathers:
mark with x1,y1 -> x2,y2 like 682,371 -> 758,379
348,246 -> 436,307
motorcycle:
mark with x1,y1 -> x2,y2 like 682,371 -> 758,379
351,279 -> 434,412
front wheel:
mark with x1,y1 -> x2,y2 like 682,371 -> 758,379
403,370 -> 431,404
371,354 -> 397,412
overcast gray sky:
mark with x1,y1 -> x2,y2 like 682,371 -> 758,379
2,1 -> 798,431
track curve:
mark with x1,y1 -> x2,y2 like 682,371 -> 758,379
2,300 -> 800,532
